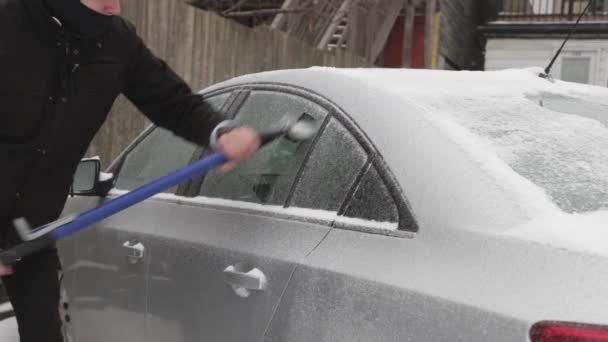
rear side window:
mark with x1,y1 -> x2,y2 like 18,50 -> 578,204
199,91 -> 327,204
288,118 -> 368,211
342,164 -> 399,224
289,116 -> 401,230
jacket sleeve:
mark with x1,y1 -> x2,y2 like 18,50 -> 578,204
122,32 -> 227,147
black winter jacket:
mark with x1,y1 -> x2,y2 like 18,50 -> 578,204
0,0 -> 226,247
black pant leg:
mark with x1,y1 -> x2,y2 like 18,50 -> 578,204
1,248 -> 64,342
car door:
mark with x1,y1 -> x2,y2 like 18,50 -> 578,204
143,88 -> 333,342
260,107 -> 422,342
60,92 -> 232,342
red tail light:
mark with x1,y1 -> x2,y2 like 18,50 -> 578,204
531,321 -> 608,342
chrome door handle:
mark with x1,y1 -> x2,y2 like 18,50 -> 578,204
122,241 -> 145,264
223,263 -> 268,298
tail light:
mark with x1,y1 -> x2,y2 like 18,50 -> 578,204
531,321 -> 608,342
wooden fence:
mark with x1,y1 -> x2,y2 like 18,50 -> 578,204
87,0 -> 369,165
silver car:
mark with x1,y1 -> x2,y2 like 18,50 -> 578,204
59,67 -> 608,342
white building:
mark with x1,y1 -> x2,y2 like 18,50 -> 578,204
480,0 -> 608,86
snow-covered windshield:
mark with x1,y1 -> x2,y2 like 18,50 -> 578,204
439,92 -> 608,214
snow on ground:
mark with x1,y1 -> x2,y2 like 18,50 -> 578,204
0,301 -> 12,313
0,302 -> 18,342
0,317 -> 18,342
0,302 -> 18,341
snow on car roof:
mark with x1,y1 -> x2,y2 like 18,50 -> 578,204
206,67 -> 608,256
335,68 -> 608,210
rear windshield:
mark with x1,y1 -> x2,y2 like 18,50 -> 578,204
444,92 -> 608,213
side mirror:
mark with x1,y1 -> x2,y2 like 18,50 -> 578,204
72,157 -> 114,196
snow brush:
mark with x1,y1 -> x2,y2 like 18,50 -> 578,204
0,117 -> 319,264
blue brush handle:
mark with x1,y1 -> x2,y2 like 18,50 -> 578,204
49,152 -> 226,240
0,152 -> 227,264
0,125 -> 297,264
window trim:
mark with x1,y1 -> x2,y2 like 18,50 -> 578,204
337,159 -> 373,217
188,83 -> 419,235
283,114 -> 332,206
106,124 -> 156,175
107,189 -> 415,239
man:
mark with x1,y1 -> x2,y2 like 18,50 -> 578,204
0,0 -> 260,340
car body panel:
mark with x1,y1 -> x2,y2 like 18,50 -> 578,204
263,226 -> 608,341
58,67 -> 608,341
61,198 -> 152,342
141,196 -> 331,342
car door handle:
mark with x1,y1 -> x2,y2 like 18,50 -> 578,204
223,264 -> 268,298
122,241 -> 145,264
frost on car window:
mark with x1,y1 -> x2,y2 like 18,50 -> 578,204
115,128 -> 197,192
289,118 -> 367,211
202,91 -> 231,112
343,165 -> 399,223
115,94 -> 228,193
199,91 -> 327,204
436,93 -> 608,213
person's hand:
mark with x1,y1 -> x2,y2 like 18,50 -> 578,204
0,263 -> 13,276
216,127 -> 261,172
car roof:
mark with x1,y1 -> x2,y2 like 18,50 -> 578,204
203,68 -> 608,254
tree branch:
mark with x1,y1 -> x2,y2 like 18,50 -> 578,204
222,0 -> 250,15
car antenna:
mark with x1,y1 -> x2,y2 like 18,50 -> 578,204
542,0 -> 595,80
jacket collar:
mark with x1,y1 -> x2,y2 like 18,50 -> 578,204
21,0 -> 65,45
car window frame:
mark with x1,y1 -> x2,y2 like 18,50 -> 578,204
186,83 -> 418,237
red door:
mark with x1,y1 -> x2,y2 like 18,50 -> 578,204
411,15 -> 426,69
381,16 -> 405,67
380,15 -> 426,68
